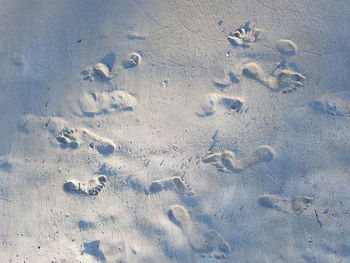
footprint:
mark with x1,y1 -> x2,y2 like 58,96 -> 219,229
81,62 -> 113,81
310,100 -> 340,117
309,93 -> 350,118
242,62 -> 306,93
203,145 -> 275,173
227,23 -> 261,47
258,194 -> 289,212
63,175 -> 107,196
196,231 -> 231,259
219,96 -> 244,112
291,195 -> 314,215
81,53 -> 116,81
81,129 -> 116,156
276,39 -> 298,56
168,205 -> 231,259
123,52 -> 141,68
148,176 -> 189,195
203,151 -> 242,173
240,145 -> 275,168
259,194 -> 314,215
148,176 -> 197,206
93,63 -> 113,79
275,68 -> 306,93
199,94 -> 244,117
55,127 -> 116,156
79,90 -> 137,117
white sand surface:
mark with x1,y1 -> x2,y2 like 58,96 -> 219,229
1,0 -> 350,262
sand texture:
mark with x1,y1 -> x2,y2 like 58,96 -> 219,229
1,0 -> 350,262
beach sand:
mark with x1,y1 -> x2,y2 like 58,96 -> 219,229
1,0 -> 350,262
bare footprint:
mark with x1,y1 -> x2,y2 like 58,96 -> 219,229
199,94 -> 244,117
203,151 -> 242,173
63,175 -> 107,196
168,205 -> 231,259
276,39 -> 298,56
275,69 -> 306,93
81,62 -> 113,81
243,62 -> 306,93
258,194 -> 314,215
203,145 -> 274,173
82,129 -> 116,156
291,195 -> 314,215
310,99 -> 340,117
240,145 -> 275,168
258,194 -> 289,212
148,176 -> 197,206
219,96 -> 244,112
56,128 -> 80,149
123,52 -> 141,68
148,176 -> 189,195
227,23 -> 261,47
81,53 -> 116,81
79,90 -> 137,117
309,92 -> 350,118
55,127 -> 116,156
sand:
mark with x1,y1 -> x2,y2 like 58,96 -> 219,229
1,0 -> 350,262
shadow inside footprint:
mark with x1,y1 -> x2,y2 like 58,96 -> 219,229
227,21 -> 260,48
0,158 -> 12,173
83,240 -> 106,262
168,209 -> 184,228
77,220 -> 96,230
168,205 -> 191,229
228,72 -> 239,83
56,128 -> 80,150
63,181 -> 85,195
149,181 -> 163,194
219,97 -> 244,112
94,144 -> 115,156
99,52 -> 116,72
